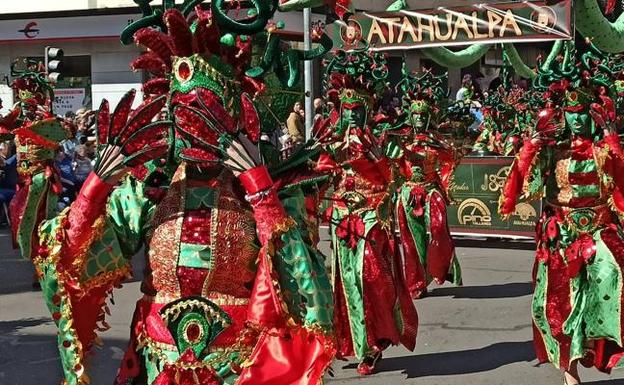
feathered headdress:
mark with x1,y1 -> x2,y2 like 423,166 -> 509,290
323,47 -> 389,111
532,39 -> 623,138
397,65 -> 448,120
94,0 -> 332,171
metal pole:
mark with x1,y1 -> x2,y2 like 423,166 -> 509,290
303,8 -> 313,139
44,46 -> 49,76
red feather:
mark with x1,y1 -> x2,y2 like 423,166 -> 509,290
239,93 -> 260,143
605,0 -> 616,15
131,52 -> 167,76
110,89 -> 136,141
164,9 -> 193,57
134,28 -> 174,71
121,96 -> 167,143
97,99 -> 110,144
124,142 -> 169,167
193,8 -> 221,55
174,105 -> 220,148
180,147 -> 221,163
196,88 -> 237,133
122,122 -> 170,154
143,78 -> 170,96
0,107 -> 20,130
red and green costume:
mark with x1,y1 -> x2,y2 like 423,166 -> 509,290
319,48 -> 418,372
391,70 -> 461,298
27,2 -> 336,384
500,41 -> 624,373
7,66 -> 68,262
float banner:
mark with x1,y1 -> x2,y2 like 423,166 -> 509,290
447,156 -> 542,238
329,0 -> 572,51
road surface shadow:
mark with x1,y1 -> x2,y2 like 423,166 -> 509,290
346,341 -> 535,378
584,381 -> 624,385
0,317 -> 50,333
428,282 -> 533,299
455,238 -> 536,250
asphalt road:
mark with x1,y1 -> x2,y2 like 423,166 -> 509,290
1,228 -> 624,385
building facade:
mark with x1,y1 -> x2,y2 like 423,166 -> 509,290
0,0 -> 549,116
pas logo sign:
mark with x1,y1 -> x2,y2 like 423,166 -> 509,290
457,198 -> 492,226
513,203 -> 537,221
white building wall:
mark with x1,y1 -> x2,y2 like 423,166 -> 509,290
0,38 -> 143,115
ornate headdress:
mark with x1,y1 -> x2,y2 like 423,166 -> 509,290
323,47 -> 389,111
94,0 -> 331,170
532,39 -> 624,138
397,65 -> 448,127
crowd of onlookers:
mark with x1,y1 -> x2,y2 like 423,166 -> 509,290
56,109 -> 96,210
0,108 -> 97,226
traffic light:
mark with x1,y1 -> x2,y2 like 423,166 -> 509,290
45,46 -> 63,83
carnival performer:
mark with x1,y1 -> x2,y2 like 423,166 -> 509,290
7,60 -> 68,262
27,2 -> 336,384
391,68 -> 462,298
317,47 -> 418,374
499,40 -> 624,385
472,59 -> 534,156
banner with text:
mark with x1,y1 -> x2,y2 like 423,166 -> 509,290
447,156 -> 542,238
329,0 -> 572,51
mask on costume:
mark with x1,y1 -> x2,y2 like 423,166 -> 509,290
323,47 -> 389,147
564,89 -> 594,136
408,99 -> 431,132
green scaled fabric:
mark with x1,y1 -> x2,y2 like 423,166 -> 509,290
273,219 -> 334,329
584,230 -> 624,345
399,185 -> 427,270
330,207 -> 377,358
17,172 -> 57,260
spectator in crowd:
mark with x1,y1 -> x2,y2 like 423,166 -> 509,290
286,101 -> 305,145
55,149 -> 77,210
456,74 -> 474,101
61,111 -> 79,156
0,152 -> 17,225
0,141 -> 10,161
314,98 -> 324,123
73,144 -> 93,190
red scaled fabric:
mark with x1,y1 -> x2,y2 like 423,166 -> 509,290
63,172 -> 114,270
349,157 -> 391,185
602,134 -> 624,213
237,166 -> 335,385
396,197 -> 427,298
9,183 -> 28,249
426,190 -> 455,284
499,140 -> 541,215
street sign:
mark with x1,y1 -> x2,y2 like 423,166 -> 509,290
448,156 -> 541,238
328,0 -> 573,52
53,88 -> 85,117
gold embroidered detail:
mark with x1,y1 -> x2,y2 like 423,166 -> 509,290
71,215 -> 106,277
147,164 -> 186,301
207,293 -> 250,306
160,298 -> 231,328
555,158 -> 572,204
593,145 -> 610,200
77,265 -> 132,298
204,171 -> 257,298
